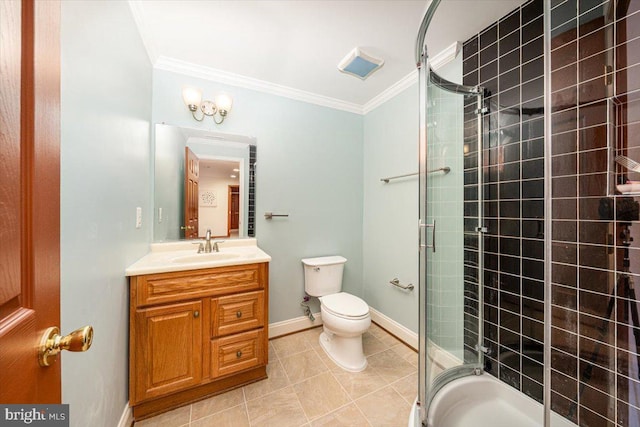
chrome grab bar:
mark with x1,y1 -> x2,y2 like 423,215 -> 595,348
389,278 -> 414,291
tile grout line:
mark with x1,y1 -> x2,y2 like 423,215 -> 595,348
277,345 -> 312,426
240,387 -> 250,425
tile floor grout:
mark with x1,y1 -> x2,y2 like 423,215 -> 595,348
136,323 -> 417,427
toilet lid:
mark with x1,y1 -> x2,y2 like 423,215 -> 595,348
321,292 -> 369,319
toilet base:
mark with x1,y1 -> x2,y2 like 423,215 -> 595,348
319,329 -> 367,372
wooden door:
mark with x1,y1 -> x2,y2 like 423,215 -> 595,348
134,301 -> 203,403
228,185 -> 240,235
184,147 -> 199,239
0,0 -> 61,402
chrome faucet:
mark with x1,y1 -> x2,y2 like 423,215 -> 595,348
197,230 -> 223,253
204,229 -> 213,253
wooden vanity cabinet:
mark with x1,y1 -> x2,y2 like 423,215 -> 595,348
129,262 -> 269,420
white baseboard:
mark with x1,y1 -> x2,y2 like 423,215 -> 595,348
268,312 -> 323,338
369,307 -> 418,351
268,307 -> 418,351
428,340 -> 462,371
117,403 -> 133,427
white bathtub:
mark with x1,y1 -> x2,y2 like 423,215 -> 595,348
408,374 -> 577,427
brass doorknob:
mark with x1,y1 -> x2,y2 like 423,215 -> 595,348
38,326 -> 94,367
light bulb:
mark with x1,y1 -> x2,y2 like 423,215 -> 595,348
216,93 -> 233,113
182,87 -> 202,108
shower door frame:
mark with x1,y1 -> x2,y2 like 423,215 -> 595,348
417,48 -> 486,425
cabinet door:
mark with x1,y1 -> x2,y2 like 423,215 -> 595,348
134,301 -> 203,402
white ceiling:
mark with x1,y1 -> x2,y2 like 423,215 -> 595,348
130,0 -> 524,110
200,158 -> 241,181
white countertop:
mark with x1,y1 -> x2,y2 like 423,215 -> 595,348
125,238 -> 271,276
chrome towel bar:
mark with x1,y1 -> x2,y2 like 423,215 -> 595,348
264,212 -> 289,220
380,167 -> 450,183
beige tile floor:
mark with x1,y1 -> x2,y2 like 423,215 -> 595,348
135,323 -> 417,427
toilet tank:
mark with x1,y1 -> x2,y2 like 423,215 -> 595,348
302,256 -> 347,297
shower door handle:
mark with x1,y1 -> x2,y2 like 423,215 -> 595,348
419,220 -> 436,252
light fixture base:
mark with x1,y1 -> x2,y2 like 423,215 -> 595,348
201,100 -> 217,116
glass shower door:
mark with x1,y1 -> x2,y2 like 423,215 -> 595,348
418,63 -> 486,425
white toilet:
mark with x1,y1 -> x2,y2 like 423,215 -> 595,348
302,256 -> 371,372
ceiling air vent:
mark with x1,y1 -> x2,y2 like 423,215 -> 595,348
337,47 -> 384,80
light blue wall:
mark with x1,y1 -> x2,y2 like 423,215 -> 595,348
362,57 -> 463,335
362,84 -> 419,332
60,2 -> 152,426
152,70 -> 364,322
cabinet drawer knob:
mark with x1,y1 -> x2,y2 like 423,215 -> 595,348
236,311 -> 242,318
194,310 -> 200,318
236,350 -> 243,358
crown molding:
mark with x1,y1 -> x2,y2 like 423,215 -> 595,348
130,2 -> 460,117
361,42 -> 461,114
362,70 -> 418,114
430,41 -> 461,71
155,56 -> 364,115
127,1 -> 158,64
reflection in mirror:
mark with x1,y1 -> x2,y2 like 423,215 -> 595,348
154,124 -> 256,242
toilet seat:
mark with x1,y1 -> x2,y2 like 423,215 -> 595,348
320,292 -> 369,319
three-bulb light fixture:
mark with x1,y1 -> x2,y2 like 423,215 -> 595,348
182,87 -> 233,124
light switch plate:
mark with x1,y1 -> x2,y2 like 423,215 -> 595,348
158,207 -> 163,223
136,207 -> 142,229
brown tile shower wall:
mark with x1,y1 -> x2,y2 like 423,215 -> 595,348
549,0 -> 640,425
463,0 -> 640,426
462,0 -> 546,405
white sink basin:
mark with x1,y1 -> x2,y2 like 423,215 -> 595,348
171,252 -> 240,264
126,238 -> 272,276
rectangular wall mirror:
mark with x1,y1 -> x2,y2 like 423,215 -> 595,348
154,123 -> 256,242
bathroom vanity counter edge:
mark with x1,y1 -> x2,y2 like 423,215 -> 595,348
125,239 -> 271,276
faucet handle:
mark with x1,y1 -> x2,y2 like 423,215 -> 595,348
197,243 -> 205,253
212,240 -> 225,252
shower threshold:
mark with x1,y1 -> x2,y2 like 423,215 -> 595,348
409,374 -> 577,427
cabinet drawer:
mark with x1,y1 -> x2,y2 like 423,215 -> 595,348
211,291 -> 265,337
211,329 -> 265,377
135,263 -> 265,307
